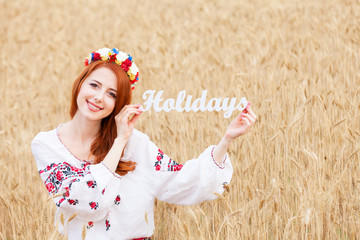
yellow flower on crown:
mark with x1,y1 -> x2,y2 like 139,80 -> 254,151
129,72 -> 135,80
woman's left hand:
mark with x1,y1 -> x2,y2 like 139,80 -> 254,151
224,103 -> 257,141
213,102 -> 257,165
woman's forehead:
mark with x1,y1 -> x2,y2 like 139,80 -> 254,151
86,67 -> 117,89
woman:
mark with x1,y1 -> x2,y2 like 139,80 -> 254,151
31,47 -> 257,240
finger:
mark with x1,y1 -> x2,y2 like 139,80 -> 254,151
241,102 -> 251,113
129,111 -> 142,125
241,116 -> 251,126
241,113 -> 255,124
245,105 -> 257,120
119,104 -> 142,114
236,112 -> 244,122
119,107 -> 142,118
124,104 -> 142,108
120,109 -> 143,124
124,108 -> 143,119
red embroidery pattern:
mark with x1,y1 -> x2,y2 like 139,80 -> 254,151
87,221 -> 94,229
39,162 -> 90,194
114,195 -> 121,205
87,180 -> 97,188
54,179 -> 81,206
39,162 -> 88,207
102,188 -> 106,195
167,159 -> 183,171
154,149 -> 183,172
57,198 -> 65,206
211,146 -> 227,169
89,201 -> 99,210
154,149 -> 164,171
68,199 -> 79,205
105,219 -> 111,231
63,188 -> 70,197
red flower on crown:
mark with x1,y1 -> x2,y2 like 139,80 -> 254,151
93,52 -> 101,61
121,59 -> 132,72
109,54 -> 117,62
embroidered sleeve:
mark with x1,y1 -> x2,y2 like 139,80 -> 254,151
31,137 -> 121,222
143,135 -> 233,205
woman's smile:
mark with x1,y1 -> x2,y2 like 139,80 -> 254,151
87,100 -> 103,112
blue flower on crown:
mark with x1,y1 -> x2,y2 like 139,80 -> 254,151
112,48 -> 119,54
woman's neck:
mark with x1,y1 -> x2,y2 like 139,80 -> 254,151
67,112 -> 101,144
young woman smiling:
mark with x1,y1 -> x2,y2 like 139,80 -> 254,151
31,48 -> 257,240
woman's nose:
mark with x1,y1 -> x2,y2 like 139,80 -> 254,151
94,91 -> 105,102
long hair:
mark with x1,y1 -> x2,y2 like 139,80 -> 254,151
70,60 -> 136,176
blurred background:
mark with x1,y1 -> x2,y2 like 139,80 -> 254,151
1,0 -> 359,239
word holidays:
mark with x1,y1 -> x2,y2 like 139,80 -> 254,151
140,90 -> 248,118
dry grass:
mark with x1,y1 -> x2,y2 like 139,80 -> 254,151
1,0 -> 360,239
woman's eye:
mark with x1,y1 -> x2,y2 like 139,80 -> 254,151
109,92 -> 117,98
90,83 -> 98,88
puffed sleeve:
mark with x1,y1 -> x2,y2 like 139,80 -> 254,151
139,132 -> 233,205
31,133 -> 122,221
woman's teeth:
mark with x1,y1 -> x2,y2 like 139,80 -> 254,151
88,101 -> 101,111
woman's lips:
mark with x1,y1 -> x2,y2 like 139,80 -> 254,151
87,100 -> 103,112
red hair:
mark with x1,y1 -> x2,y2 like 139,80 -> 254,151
70,60 -> 136,176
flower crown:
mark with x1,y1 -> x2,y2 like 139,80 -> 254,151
84,47 -> 139,90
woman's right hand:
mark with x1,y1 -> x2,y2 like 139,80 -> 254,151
115,104 -> 143,141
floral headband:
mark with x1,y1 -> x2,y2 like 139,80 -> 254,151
84,47 -> 139,90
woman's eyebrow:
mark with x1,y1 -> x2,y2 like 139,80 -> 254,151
91,79 -> 117,92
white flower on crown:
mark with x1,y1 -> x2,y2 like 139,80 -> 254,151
97,48 -> 111,59
129,64 -> 139,75
87,53 -> 93,63
116,52 -> 129,62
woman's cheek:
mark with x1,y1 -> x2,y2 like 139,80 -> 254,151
107,98 -> 116,110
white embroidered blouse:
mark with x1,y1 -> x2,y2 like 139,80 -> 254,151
31,125 -> 233,240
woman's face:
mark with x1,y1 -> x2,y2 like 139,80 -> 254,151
76,67 -> 118,121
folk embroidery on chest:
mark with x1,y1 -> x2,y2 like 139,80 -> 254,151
154,149 -> 183,172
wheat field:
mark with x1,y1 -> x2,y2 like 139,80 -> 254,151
1,0 -> 360,239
